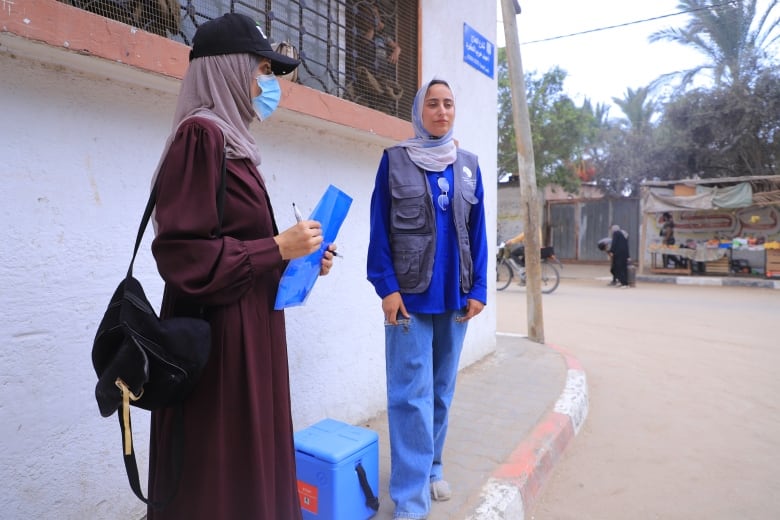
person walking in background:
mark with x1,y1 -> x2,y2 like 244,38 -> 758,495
597,236 -> 619,286
367,78 -> 488,519
610,224 -> 630,288
147,13 -> 335,519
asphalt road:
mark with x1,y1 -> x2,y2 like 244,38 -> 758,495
496,277 -> 780,520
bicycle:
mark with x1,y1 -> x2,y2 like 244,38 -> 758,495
496,242 -> 562,293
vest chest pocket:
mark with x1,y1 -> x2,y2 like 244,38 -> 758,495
460,189 -> 478,205
391,183 -> 428,232
392,204 -> 426,231
459,187 -> 478,226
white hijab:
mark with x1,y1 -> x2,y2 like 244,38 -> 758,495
397,79 -> 457,172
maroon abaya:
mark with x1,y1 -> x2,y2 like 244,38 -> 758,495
147,117 -> 302,519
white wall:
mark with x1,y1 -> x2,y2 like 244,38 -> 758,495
0,51 -> 177,520
0,3 -> 496,517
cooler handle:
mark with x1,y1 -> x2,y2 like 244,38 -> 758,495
355,462 -> 380,511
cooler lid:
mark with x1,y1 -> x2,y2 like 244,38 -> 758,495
294,418 -> 378,463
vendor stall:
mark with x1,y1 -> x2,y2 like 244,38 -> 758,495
639,176 -> 780,279
647,246 -> 731,275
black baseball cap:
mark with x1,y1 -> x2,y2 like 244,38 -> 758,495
189,13 -> 300,76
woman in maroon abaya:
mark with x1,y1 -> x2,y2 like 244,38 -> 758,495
146,13 -> 335,519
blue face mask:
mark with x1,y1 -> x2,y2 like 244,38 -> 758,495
253,74 -> 281,121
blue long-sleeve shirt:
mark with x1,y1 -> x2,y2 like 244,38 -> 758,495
367,151 -> 488,313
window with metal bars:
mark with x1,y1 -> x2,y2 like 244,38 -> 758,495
60,0 -> 418,121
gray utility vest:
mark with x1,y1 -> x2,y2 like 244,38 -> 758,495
386,146 -> 479,294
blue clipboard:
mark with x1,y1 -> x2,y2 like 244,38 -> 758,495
274,185 -> 352,309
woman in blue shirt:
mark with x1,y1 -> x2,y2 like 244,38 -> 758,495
367,78 -> 488,519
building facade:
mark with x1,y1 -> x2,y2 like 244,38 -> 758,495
0,1 -> 498,517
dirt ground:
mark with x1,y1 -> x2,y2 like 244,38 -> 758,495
496,278 -> 780,520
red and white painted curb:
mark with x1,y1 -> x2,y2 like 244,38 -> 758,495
467,342 -> 588,520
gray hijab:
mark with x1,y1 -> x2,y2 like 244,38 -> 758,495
152,53 -> 261,178
397,79 -> 457,172
170,53 -> 261,163
151,53 -> 260,231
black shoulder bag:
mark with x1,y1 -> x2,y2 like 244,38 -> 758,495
91,150 -> 226,508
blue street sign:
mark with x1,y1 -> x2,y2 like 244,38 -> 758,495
463,23 -> 495,79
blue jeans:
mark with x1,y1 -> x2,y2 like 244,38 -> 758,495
385,310 -> 468,519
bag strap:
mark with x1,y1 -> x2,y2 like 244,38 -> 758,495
119,145 -> 227,508
126,146 -> 227,279
118,398 -> 185,508
355,462 -> 380,511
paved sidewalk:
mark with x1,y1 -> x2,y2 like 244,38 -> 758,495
559,261 -> 780,289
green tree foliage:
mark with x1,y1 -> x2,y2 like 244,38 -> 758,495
594,66 -> 779,190
497,47 -> 601,192
656,67 -> 780,178
612,87 -> 656,133
496,47 -> 517,180
650,0 -> 780,88
594,1 -> 779,190
499,1 -> 779,195
594,88 -> 662,195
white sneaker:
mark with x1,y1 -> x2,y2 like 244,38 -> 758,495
430,479 -> 452,501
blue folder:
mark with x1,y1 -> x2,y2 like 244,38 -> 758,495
274,185 -> 352,309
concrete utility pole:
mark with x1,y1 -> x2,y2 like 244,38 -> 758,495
500,0 -> 544,343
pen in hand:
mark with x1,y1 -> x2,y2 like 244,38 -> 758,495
293,202 -> 342,258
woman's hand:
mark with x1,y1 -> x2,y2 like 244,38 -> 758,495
319,244 -> 337,276
382,292 -> 409,325
456,299 -> 484,323
274,221 -> 323,260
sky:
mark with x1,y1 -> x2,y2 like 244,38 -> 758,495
496,0 -> 710,113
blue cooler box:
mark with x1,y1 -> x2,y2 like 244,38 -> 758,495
294,418 -> 379,520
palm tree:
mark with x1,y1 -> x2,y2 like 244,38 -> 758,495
650,0 -> 780,87
582,98 -> 612,130
593,87 -> 661,196
612,87 -> 656,132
